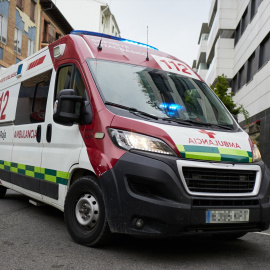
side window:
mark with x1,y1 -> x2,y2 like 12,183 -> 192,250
15,70 -> 52,125
55,65 -> 86,98
56,65 -> 72,97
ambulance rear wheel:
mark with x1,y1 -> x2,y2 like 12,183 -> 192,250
0,186 -> 7,199
64,176 -> 112,247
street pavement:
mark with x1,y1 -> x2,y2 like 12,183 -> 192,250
1,189 -> 270,270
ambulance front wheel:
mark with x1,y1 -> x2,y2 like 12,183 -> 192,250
64,176 -> 112,247
0,186 -> 7,199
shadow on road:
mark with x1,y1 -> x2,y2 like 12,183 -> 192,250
2,190 -> 267,265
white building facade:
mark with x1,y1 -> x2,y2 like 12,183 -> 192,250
54,0 -> 120,37
193,0 -> 270,167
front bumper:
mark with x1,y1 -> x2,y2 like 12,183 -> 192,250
100,151 -> 270,236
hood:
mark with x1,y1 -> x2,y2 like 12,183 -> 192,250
140,120 -> 252,163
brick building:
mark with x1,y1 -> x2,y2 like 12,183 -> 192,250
0,0 -> 72,68
38,0 -> 73,50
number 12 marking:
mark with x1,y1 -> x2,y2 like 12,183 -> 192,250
0,90 -> 9,120
160,59 -> 192,75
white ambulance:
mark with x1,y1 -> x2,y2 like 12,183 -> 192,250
0,31 -> 269,247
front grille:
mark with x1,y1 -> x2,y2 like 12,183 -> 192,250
182,167 -> 257,194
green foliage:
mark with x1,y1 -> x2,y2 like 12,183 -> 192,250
210,74 -> 249,124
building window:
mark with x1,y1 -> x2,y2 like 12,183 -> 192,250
14,28 -> 23,55
247,52 -> 256,82
234,23 -> 240,46
112,25 -> 114,34
17,0 -> 23,10
238,65 -> 246,90
49,24 -> 55,44
241,8 -> 248,35
251,0 -> 256,20
0,14 -> 8,44
55,32 -> 61,41
30,0 -> 36,22
209,0 -> 217,30
259,34 -> 270,68
231,75 -> 238,93
28,39 -> 35,56
42,20 -> 49,43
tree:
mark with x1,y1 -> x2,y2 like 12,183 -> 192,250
210,74 -> 249,123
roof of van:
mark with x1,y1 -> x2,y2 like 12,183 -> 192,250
71,31 -> 202,81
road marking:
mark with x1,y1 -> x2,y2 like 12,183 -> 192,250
254,232 -> 270,236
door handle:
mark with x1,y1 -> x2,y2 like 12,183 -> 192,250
46,124 -> 52,143
36,125 -> 41,143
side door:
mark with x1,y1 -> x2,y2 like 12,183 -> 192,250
40,63 -> 86,207
11,69 -> 52,200
0,84 -> 18,189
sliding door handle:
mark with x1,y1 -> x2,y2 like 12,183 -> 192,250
36,125 -> 41,143
46,124 -> 52,143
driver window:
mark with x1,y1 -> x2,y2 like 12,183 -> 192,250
55,65 -> 86,99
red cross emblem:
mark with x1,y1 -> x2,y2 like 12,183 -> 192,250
199,129 -> 216,139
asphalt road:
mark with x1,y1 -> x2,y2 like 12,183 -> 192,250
1,189 -> 270,270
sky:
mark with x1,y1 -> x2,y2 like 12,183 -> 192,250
52,0 -> 212,66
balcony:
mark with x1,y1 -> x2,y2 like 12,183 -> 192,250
205,38 -> 235,85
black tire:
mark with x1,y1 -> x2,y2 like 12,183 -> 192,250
64,176 -> 112,247
212,232 -> 247,240
0,186 -> 7,199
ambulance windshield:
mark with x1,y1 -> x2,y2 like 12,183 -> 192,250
88,60 -> 236,129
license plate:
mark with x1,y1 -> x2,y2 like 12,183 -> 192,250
206,209 -> 249,223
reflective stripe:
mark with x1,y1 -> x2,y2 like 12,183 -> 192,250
218,148 -> 250,157
186,152 -> 221,161
0,160 -> 69,185
177,145 -> 252,163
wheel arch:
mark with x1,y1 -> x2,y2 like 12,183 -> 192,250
68,168 -> 97,188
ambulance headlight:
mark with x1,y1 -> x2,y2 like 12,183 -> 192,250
253,144 -> 261,162
108,128 -> 176,156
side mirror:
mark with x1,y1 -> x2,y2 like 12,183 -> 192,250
53,89 -> 84,125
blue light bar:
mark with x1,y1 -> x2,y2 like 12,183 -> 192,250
159,103 -> 183,111
71,30 -> 159,51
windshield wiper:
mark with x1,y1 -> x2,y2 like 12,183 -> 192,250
208,123 -> 234,130
104,101 -> 160,120
162,118 -> 234,130
161,117 -> 193,126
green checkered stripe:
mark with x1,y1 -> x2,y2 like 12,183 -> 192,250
0,160 -> 70,185
177,145 -> 253,163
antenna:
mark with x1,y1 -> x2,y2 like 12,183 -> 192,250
98,39 -> 102,51
146,26 -> 149,61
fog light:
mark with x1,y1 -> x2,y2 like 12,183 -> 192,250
135,218 -> 144,229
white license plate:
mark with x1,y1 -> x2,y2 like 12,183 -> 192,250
206,209 -> 250,223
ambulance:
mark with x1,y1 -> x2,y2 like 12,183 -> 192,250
0,30 -> 270,247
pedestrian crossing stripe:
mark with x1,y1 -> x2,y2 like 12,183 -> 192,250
0,160 -> 69,185
177,145 -> 253,163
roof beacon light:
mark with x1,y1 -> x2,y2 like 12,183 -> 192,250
71,30 -> 159,51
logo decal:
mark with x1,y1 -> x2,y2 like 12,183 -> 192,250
199,129 -> 216,139
0,130 -> 6,140
27,55 -> 46,71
